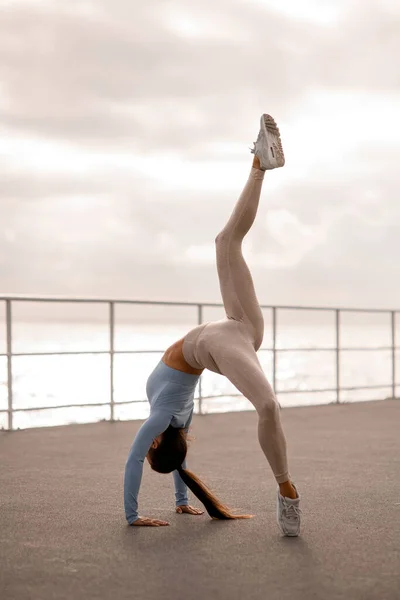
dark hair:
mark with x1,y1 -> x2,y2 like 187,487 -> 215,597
147,425 -> 253,520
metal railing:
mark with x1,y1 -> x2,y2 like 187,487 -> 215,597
0,296 -> 398,431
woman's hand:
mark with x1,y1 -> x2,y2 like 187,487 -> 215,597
131,517 -> 170,526
176,505 -> 204,515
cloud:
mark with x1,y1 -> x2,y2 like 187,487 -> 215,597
0,0 -> 400,309
314,0 -> 400,91
0,0 -> 324,147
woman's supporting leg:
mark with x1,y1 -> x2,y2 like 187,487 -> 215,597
210,335 -> 290,484
215,161 -> 265,350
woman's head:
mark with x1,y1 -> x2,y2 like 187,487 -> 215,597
147,425 -> 187,473
147,425 -> 253,521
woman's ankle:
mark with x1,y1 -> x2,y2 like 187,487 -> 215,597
279,481 -> 298,500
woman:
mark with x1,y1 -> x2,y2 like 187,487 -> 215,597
124,114 -> 301,536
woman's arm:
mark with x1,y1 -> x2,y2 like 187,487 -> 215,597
172,406 -> 194,507
173,457 -> 189,506
124,409 -> 172,524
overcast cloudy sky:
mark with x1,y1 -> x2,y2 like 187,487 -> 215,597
1,0 -> 400,309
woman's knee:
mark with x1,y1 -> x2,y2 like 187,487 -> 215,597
257,397 -> 280,421
215,230 -> 228,247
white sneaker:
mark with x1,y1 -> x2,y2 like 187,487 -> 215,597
250,114 -> 285,170
276,484 -> 301,537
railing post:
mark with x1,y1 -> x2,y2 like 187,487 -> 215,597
197,304 -> 203,415
336,309 -> 340,404
272,307 -> 277,394
109,302 -> 115,422
391,311 -> 396,399
6,300 -> 13,431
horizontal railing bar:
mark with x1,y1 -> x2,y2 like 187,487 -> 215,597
267,347 -> 335,353
0,350 -> 164,358
221,385 -> 395,396
0,346 -> 398,358
0,383 -> 394,414
330,308 -> 397,314
337,347 -> 396,352
339,384 -> 393,391
197,392 -> 320,400
201,384 -> 393,397
0,403 -> 111,413
0,297 -> 202,307
276,384 -> 392,395
1,296 -> 399,312
265,347 -> 399,353
7,351 -> 111,357
0,399 -> 148,413
0,350 -> 164,357
192,383 -> 394,399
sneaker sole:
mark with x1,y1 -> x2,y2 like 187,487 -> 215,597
277,513 -> 300,536
277,517 -> 300,537
261,114 -> 285,167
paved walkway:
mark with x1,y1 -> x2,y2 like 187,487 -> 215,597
1,400 -> 400,600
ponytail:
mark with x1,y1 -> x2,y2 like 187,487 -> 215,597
148,425 -> 253,520
177,466 -> 253,520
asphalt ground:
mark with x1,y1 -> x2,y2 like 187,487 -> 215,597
1,399 -> 400,600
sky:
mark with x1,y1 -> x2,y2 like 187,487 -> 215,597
1,0 -> 400,310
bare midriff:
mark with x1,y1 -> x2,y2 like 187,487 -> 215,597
162,338 -> 204,375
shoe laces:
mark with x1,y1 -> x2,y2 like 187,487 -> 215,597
283,500 -> 302,520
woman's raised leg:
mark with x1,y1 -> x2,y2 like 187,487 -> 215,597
215,163 -> 265,349
214,115 -> 285,350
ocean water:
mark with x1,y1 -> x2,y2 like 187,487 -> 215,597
0,317 -> 398,430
